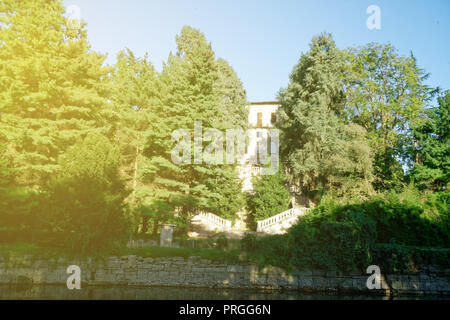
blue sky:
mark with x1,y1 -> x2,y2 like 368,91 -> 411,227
64,0 -> 450,104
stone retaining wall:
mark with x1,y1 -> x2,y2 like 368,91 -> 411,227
0,255 -> 449,296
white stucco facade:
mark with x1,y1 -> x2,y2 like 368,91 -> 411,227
238,101 -> 280,192
247,102 -> 279,128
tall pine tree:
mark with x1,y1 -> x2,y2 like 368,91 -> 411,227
0,0 -> 112,189
142,26 -> 247,232
277,33 -> 345,200
278,33 -> 373,202
410,90 -> 450,191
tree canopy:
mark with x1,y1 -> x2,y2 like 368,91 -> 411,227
277,33 -> 373,202
0,0 -> 447,254
410,91 -> 450,191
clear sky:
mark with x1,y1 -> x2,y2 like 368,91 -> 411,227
63,0 -> 450,104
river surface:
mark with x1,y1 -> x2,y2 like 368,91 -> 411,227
0,284 -> 447,300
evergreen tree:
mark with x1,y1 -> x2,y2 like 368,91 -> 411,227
0,0 -> 112,189
206,167 -> 246,221
40,133 -> 129,253
410,91 -> 450,191
278,33 -> 374,202
0,143 -> 38,239
277,33 -> 345,201
142,26 -> 247,231
247,168 -> 291,227
110,49 -> 159,232
143,26 -> 217,224
214,58 -> 249,129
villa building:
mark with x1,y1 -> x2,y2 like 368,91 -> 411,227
189,101 -> 308,237
238,101 -> 280,192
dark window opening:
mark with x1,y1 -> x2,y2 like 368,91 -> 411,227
256,112 -> 263,128
271,112 -> 276,124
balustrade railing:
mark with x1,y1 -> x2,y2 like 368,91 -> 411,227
251,166 -> 262,176
256,208 -> 307,232
193,207 -> 308,234
198,211 -> 232,231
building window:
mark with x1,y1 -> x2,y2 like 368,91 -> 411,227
256,131 -> 263,154
271,112 -> 276,124
256,131 -> 265,164
256,112 -> 263,128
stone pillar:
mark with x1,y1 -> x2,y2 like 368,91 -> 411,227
160,224 -> 176,247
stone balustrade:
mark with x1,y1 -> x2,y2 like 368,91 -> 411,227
251,166 -> 261,176
198,211 -> 232,231
257,208 -> 307,232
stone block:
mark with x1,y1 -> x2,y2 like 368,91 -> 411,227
297,275 -> 313,288
158,271 -> 169,281
312,276 -> 329,289
227,265 -> 243,273
341,278 -> 353,289
352,276 -> 367,291
143,257 -> 154,264
391,281 -> 403,290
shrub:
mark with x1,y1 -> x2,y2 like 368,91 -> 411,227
216,235 -> 228,250
363,188 -> 450,247
372,244 -> 450,273
240,187 -> 450,273
240,233 -> 258,251
39,133 -> 130,254
286,205 -> 377,271
246,169 -> 290,227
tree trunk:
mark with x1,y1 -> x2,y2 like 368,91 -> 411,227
131,147 -> 139,204
141,216 -> 149,234
152,219 -> 159,236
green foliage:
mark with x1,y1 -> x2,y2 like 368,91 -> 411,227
0,144 -> 40,236
240,233 -> 258,251
214,58 -> 249,129
241,187 -> 449,272
363,188 -> 450,247
424,191 -> 450,219
279,37 -> 437,201
0,242 -> 247,264
324,123 -> 375,199
110,48 -> 159,234
246,169 -> 290,225
142,26 -> 247,226
216,235 -> 228,250
244,235 -> 292,270
286,204 -> 377,271
278,33 -> 345,199
39,133 -> 130,254
410,91 -> 450,191
277,33 -> 374,202
0,0 -> 448,267
0,0 -> 112,188
206,167 -> 246,220
311,187 -> 449,248
345,44 -> 434,190
372,244 -> 450,273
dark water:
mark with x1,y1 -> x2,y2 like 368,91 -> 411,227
0,284 -> 447,300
